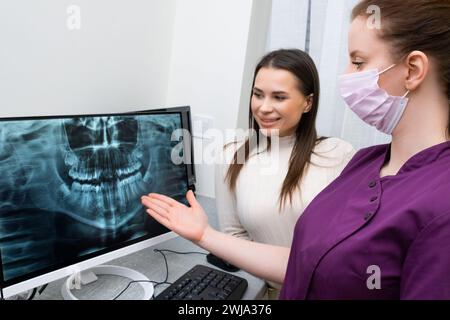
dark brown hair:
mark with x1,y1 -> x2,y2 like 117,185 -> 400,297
225,49 -> 325,210
352,0 -> 450,131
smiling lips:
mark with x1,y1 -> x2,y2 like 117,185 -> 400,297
258,117 -> 281,127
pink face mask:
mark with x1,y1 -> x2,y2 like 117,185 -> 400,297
338,64 -> 410,135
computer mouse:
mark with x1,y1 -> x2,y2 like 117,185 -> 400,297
206,253 -> 240,272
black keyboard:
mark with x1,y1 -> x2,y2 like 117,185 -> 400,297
155,265 -> 248,300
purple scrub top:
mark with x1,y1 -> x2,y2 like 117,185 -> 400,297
280,142 -> 450,299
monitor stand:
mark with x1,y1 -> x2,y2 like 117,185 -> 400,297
61,265 -> 154,300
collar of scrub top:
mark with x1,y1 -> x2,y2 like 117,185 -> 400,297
377,140 -> 450,178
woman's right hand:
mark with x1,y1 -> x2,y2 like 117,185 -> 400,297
141,190 -> 209,243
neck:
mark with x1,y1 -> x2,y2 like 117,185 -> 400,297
268,134 -> 296,150
385,89 -> 449,174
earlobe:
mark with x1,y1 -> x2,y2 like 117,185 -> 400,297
304,95 -> 314,113
304,104 -> 312,113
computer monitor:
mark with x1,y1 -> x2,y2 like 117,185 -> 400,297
0,106 -> 195,299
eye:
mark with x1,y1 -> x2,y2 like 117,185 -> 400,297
274,96 -> 287,102
352,61 -> 364,70
253,92 -> 263,99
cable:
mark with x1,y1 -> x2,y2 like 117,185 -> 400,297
153,249 -> 207,256
27,288 -> 37,300
154,282 -> 172,291
112,250 -> 171,300
152,249 -> 207,286
112,280 -> 158,300
111,249 -> 207,300
25,284 -> 48,300
154,249 -> 170,284
38,284 -> 48,295
112,280 -> 173,300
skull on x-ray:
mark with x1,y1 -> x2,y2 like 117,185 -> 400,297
0,114 -> 185,233
59,116 -> 150,229
0,113 -> 187,282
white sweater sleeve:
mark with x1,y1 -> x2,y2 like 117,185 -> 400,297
214,144 -> 252,241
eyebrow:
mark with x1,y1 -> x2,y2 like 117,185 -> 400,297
349,50 -> 367,58
253,87 -> 288,95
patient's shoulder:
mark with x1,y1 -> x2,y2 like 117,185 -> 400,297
314,137 -> 356,158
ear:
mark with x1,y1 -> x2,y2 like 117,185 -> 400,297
303,94 -> 314,113
404,51 -> 429,91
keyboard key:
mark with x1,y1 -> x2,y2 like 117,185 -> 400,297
174,290 -> 187,299
224,285 -> 234,292
155,265 -> 248,300
217,293 -> 228,299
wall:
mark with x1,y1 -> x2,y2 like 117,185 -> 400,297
0,0 -> 176,117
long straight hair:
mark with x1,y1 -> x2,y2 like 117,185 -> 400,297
225,49 -> 325,210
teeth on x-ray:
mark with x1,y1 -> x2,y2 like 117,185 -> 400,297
0,114 -> 188,282
61,116 -> 149,216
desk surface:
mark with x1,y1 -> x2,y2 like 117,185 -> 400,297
33,196 -> 267,300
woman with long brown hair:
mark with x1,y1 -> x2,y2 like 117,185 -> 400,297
142,0 -> 450,299
215,49 -> 354,298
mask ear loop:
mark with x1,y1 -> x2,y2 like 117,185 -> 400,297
377,64 -> 397,75
378,61 -> 411,98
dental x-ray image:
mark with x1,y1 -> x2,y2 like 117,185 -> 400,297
0,113 -> 189,284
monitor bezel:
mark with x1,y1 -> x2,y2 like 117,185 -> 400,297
0,106 -> 195,298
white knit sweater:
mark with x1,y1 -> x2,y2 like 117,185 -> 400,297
215,136 -> 356,247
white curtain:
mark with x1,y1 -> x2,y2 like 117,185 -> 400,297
266,0 -> 391,150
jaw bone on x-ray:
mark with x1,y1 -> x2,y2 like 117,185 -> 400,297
0,114 -> 188,282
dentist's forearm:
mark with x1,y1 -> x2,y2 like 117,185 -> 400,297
197,226 -> 290,284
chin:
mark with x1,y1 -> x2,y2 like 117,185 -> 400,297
259,128 -> 281,137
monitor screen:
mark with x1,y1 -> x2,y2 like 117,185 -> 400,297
0,108 -> 194,294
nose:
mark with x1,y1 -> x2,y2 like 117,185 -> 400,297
259,98 -> 274,113
100,118 -> 114,147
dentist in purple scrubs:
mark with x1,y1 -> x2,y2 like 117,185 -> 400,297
142,0 -> 450,299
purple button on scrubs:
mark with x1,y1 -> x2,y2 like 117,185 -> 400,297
280,142 -> 450,299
